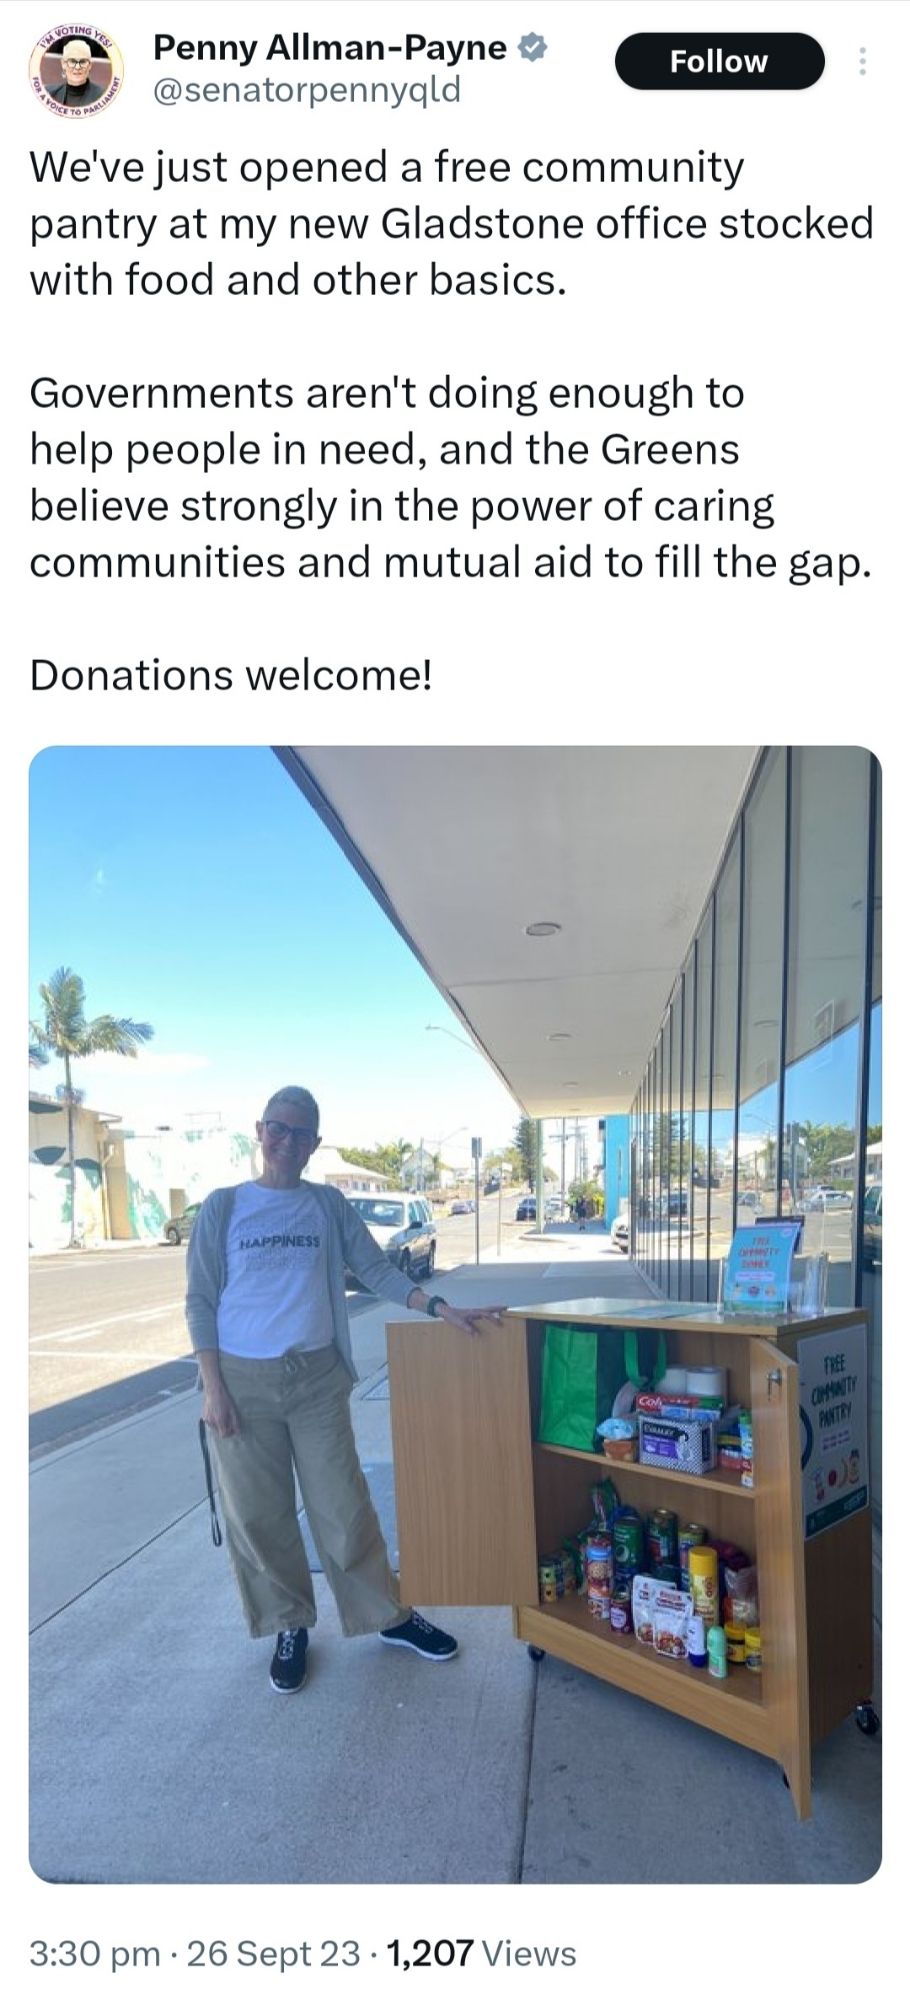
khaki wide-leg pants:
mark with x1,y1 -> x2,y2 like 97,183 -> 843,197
209,1343 -> 409,1640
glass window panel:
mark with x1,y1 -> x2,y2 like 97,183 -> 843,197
783,748 -> 870,1304
668,991 -> 680,1297
650,1048 -> 658,1281
692,908 -> 713,1301
862,767 -> 881,1537
645,1055 -> 653,1277
709,841 -> 741,1285
664,1024 -> 668,1288
737,751 -> 785,1225
863,1002 -> 882,1528
681,951 -> 695,1299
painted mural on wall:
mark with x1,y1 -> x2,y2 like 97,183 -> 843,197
123,1128 -> 256,1241
29,1150 -> 106,1251
28,1123 -> 257,1250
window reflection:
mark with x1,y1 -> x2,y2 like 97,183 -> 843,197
737,750 -> 785,1221
737,1084 -> 779,1222
783,748 -> 869,1304
709,843 -> 740,1279
692,911 -> 712,1298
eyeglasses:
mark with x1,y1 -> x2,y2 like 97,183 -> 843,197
63,58 -> 92,68
262,1119 -> 318,1146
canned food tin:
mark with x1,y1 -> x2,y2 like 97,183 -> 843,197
647,1509 -> 679,1567
609,1586 -> 632,1634
687,1545 -> 719,1625
678,1523 -> 706,1576
538,1557 -> 563,1603
587,1583 -> 612,1621
652,1562 -> 681,1589
613,1508 -> 644,1570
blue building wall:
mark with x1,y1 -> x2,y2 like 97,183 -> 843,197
603,1115 -> 631,1225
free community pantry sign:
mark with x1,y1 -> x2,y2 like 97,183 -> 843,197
797,1323 -> 869,1539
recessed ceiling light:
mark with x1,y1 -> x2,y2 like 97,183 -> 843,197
547,1032 -> 572,1041
562,1081 -> 580,1089
524,921 -> 561,937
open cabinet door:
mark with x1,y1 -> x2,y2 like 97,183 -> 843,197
750,1337 -> 812,1818
387,1316 -> 538,1606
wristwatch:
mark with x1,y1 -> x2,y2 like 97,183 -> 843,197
425,1295 -> 447,1318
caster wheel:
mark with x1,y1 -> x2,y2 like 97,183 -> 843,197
855,1703 -> 880,1736
528,1645 -> 545,1662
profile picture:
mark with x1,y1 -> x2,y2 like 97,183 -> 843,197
29,24 -> 124,117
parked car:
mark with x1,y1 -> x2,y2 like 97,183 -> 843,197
611,1212 -> 629,1251
163,1202 -> 201,1245
450,1198 -> 474,1215
862,1184 -> 882,1268
483,1175 -> 501,1194
516,1196 -> 536,1222
805,1186 -> 854,1212
345,1193 -> 436,1279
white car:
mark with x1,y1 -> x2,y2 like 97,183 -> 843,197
611,1213 -> 629,1252
805,1186 -> 853,1212
345,1194 -> 436,1280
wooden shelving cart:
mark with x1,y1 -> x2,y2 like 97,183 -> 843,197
386,1298 -> 874,1820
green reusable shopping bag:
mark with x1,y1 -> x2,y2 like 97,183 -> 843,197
537,1323 -> 668,1452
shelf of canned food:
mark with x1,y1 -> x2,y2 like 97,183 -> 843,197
536,1439 -> 757,1498
525,1594 -> 765,1706
534,1481 -> 763,1696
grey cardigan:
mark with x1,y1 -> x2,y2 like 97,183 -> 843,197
185,1181 -> 421,1382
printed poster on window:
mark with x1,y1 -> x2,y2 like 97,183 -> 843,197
797,1323 -> 869,1539
723,1222 -> 801,1313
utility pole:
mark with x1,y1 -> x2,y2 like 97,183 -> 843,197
560,1117 -> 566,1213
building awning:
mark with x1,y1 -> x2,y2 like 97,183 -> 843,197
276,746 -> 758,1117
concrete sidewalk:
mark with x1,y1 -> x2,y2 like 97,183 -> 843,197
29,1238 -> 881,1884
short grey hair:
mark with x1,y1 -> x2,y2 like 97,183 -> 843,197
262,1086 -> 320,1130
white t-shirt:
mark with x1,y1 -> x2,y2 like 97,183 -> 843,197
216,1182 -> 334,1359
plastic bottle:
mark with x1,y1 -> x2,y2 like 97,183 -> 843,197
706,1625 -> 728,1679
687,1613 -> 707,1668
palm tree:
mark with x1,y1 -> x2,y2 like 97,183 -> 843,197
31,967 -> 154,1247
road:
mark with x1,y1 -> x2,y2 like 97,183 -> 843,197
29,1191 -> 533,1448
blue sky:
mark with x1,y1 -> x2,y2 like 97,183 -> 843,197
29,747 -> 525,1165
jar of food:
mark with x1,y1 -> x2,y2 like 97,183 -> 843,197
587,1583 -> 612,1621
744,1626 -> 762,1672
609,1585 -> 632,1634
724,1621 -> 747,1665
583,1537 -> 612,1587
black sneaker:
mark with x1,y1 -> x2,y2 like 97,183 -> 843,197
269,1627 -> 309,1692
379,1612 -> 458,1661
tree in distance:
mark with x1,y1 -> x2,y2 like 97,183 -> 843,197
30,967 -> 154,1247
